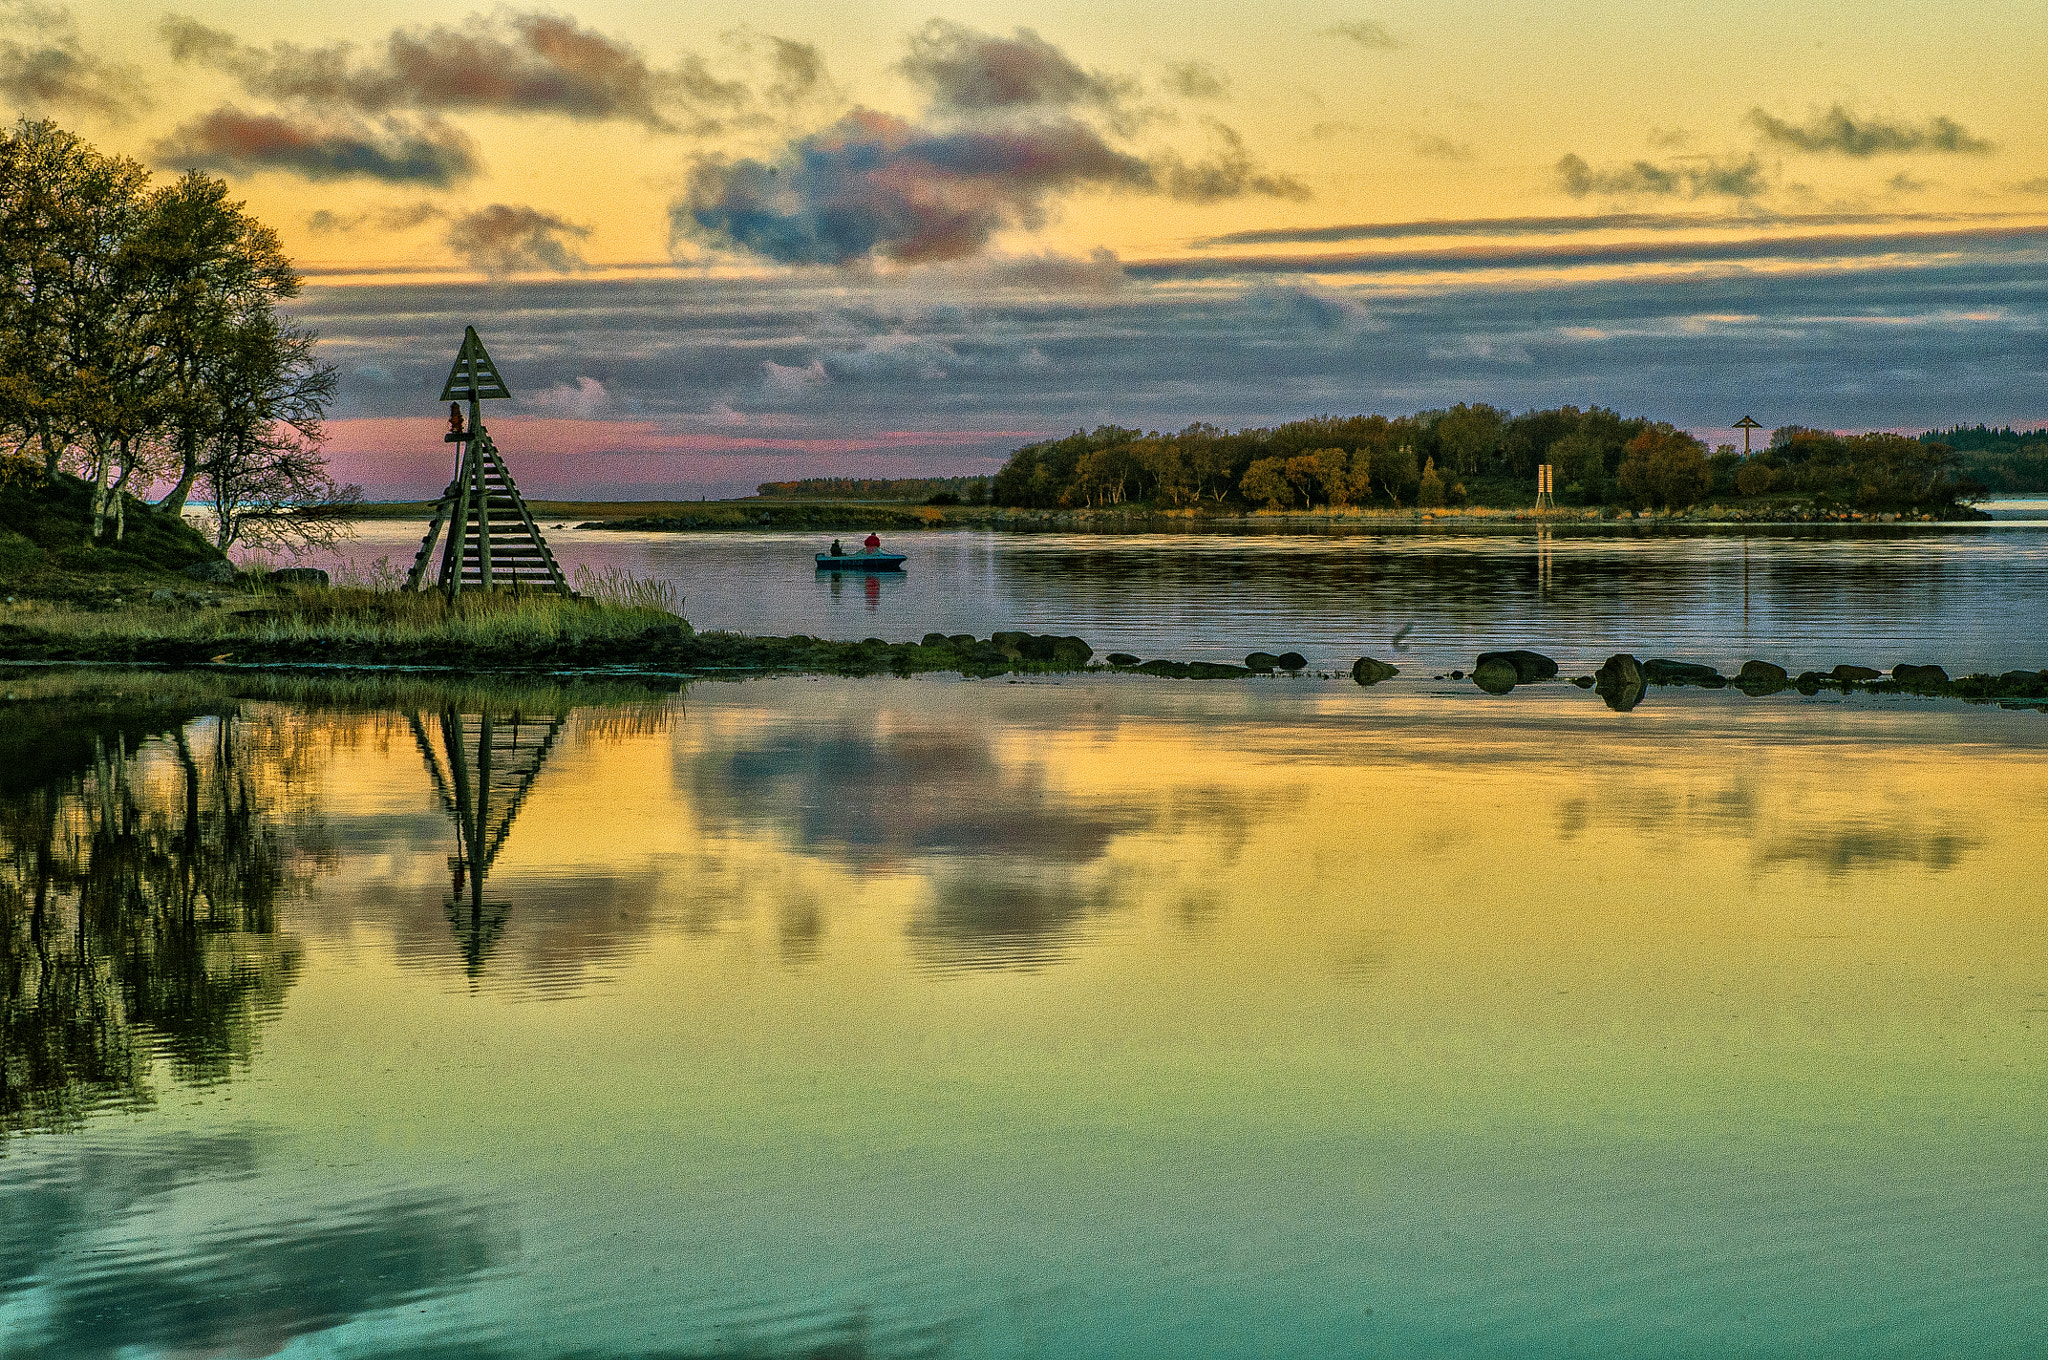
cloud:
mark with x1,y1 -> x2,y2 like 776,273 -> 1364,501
1323,20 -> 1399,49
2013,177 -> 2048,195
444,203 -> 590,274
1163,60 -> 1227,100
676,107 -> 1155,265
1887,171 -> 1929,194
1748,104 -> 1993,156
901,20 -> 1133,119
1556,151 -> 1766,199
1193,209 -> 2026,248
307,200 -> 445,233
155,107 -> 479,184
1159,121 -> 1311,203
158,11 -> 811,134
1409,132 -> 1470,160
0,0 -> 148,119
525,375 -> 612,416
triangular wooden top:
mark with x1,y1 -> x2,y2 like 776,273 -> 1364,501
1732,415 -> 1763,429
440,326 -> 511,402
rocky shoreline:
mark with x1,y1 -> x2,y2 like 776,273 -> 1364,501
2,623 -> 2042,711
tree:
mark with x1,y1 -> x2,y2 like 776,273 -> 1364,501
1416,455 -> 1447,507
1617,427 -> 1710,510
1377,444 -> 1419,507
129,171 -> 299,518
1239,456 -> 1291,508
197,316 -> 342,553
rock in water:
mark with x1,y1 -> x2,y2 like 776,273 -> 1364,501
1105,652 -> 1141,667
1245,652 -> 1280,671
1594,653 -> 1646,711
1830,664 -> 1882,684
1737,660 -> 1788,683
1187,661 -> 1254,678
921,633 -> 952,648
1471,657 -> 1520,694
1891,663 -> 1949,692
1475,649 -> 1558,683
1642,658 -> 1724,685
1276,652 -> 1308,671
1351,657 -> 1398,685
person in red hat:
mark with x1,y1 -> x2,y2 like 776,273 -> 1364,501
863,532 -> 881,552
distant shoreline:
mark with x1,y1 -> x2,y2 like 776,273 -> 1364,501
330,498 -> 1995,533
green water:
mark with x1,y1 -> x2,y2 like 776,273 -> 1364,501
3,670 -> 2045,1357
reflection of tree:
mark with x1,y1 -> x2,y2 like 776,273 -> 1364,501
1,703 -> 306,1138
410,706 -> 569,978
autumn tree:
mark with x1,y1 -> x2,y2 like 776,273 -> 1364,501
1616,427 -> 1710,510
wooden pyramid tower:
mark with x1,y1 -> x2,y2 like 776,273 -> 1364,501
405,327 -> 571,594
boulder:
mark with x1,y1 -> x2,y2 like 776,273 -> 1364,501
1136,659 -> 1190,677
1891,663 -> 1949,691
1642,658 -> 1724,686
1471,657 -> 1520,694
1244,652 -> 1280,671
1737,660 -> 1788,684
947,633 -> 976,646
1475,649 -> 1558,683
1049,636 -> 1093,667
1275,651 -> 1308,671
270,567 -> 329,588
921,633 -> 952,648
151,588 -> 177,603
1569,675 -> 1595,689
1794,671 -> 1828,694
1351,657 -> 1398,685
1830,664 -> 1882,684
1105,652 -> 1141,667
1593,653 -> 1647,710
1187,661 -> 1253,678
181,559 -> 236,584
1998,670 -> 2048,697
1018,634 -> 1060,661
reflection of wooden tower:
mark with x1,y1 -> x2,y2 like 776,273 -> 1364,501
404,327 -> 571,595
409,706 -> 569,976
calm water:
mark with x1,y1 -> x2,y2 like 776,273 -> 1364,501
289,515 -> 2048,673
3,669 -> 2045,1357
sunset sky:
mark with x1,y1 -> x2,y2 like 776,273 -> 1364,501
9,0 -> 2047,496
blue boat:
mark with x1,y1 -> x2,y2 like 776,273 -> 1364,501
815,550 -> 906,571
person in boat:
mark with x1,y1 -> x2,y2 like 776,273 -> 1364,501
863,532 -> 882,553
829,539 -> 844,556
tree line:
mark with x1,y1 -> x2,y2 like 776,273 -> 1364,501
992,405 -> 1974,514
1915,425 -> 2048,494
0,121 -> 343,551
756,474 -> 993,503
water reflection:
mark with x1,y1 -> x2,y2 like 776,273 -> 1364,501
1,690 -> 309,1138
0,1134 -> 510,1360
411,706 -> 571,977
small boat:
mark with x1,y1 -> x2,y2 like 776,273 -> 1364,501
815,550 -> 906,571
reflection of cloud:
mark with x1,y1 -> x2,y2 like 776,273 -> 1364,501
1749,105 -> 1993,156
908,873 -> 1111,972
154,106 -> 478,184
1193,208 -> 2024,248
0,0 -> 148,119
1755,826 -> 1975,876
0,1135 -> 509,1359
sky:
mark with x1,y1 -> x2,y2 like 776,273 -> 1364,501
7,0 -> 2047,497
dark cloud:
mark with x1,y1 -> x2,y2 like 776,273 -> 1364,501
1131,223 -> 2048,279
445,203 -> 590,274
1409,132 -> 1470,160
1160,121 -> 1311,203
1163,60 -> 1228,100
0,0 -> 148,119
901,19 -> 1132,117
307,200 -> 446,233
677,107 -> 1154,265
1556,151 -> 1766,199
1749,104 -> 1993,156
157,11 -> 810,134
1324,20 -> 1399,49
2013,177 -> 2048,195
1194,209 -> 2020,248
155,106 -> 479,184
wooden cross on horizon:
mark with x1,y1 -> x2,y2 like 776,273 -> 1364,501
1734,415 -> 1763,456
